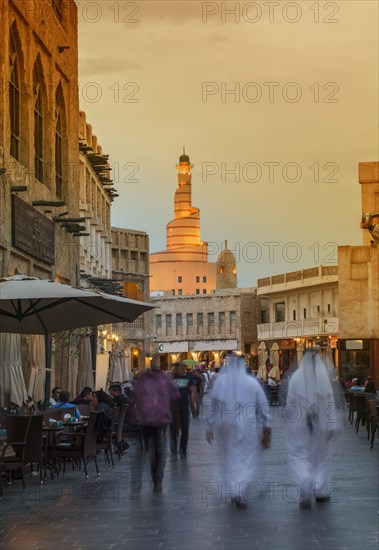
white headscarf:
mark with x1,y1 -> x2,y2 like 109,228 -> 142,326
287,347 -> 343,433
208,353 -> 270,428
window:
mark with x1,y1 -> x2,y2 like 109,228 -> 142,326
197,313 -> 203,331
156,314 -> 162,329
178,276 -> 182,283
219,266 -> 224,274
208,312 -> 215,326
196,276 -> 200,283
166,314 -> 172,328
327,304 -> 331,314
260,310 -> 267,323
203,289 -> 207,294
203,276 -> 207,283
171,289 -> 175,296
187,313 -> 193,327
196,289 -> 200,295
230,311 -> 237,328
317,305 -> 320,313
33,62 -> 44,182
9,28 -> 20,160
303,308 -> 307,319
293,310 -> 296,321
219,312 -> 226,326
274,303 -> 285,322
55,86 -> 63,197
178,289 -> 182,295
176,313 -> 182,326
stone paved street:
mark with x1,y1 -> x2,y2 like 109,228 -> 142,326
0,403 -> 378,550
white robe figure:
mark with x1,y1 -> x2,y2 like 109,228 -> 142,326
206,354 -> 270,507
285,346 -> 342,507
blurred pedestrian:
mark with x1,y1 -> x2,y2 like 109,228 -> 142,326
285,346 -> 343,509
205,353 -> 271,509
132,353 -> 179,492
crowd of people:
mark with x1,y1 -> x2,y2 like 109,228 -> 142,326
47,348 -> 370,509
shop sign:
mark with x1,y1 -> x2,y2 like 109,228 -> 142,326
12,195 -> 55,264
158,342 -> 189,353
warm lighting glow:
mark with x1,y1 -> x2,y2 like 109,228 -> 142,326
133,350 -> 138,356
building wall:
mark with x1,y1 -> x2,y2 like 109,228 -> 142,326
0,0 -> 79,283
78,111 -> 112,279
151,288 -> 258,365
111,226 -> 150,371
338,161 -> 379,384
257,266 -> 339,342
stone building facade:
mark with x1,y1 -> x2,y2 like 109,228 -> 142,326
111,227 -> 150,371
257,266 -> 339,371
151,287 -> 259,368
0,0 -> 80,284
78,111 -> 113,281
338,162 -> 379,385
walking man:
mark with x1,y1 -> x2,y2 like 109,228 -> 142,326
170,362 -> 197,459
132,353 -> 179,492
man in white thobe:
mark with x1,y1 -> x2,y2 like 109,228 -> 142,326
285,346 -> 343,509
205,353 -> 271,509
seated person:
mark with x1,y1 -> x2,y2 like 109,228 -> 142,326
350,378 -> 365,392
110,384 -> 130,407
52,390 -> 80,418
49,387 -> 61,406
92,390 -> 115,443
71,387 -> 93,405
364,376 -> 376,393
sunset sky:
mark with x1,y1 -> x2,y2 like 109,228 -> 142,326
77,0 -> 378,287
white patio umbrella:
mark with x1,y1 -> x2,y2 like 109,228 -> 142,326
76,335 -> 94,394
269,342 -> 281,380
0,333 -> 28,407
0,274 -> 154,335
257,341 -> 267,381
297,342 -> 304,367
27,334 -> 46,403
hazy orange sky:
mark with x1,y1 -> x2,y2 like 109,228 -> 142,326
77,0 -> 378,287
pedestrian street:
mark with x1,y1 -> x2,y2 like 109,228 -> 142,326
0,401 -> 378,550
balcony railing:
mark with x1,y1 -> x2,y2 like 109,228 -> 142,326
257,317 -> 339,340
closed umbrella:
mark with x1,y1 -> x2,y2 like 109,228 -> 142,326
120,350 -> 132,381
297,342 -> 304,367
257,341 -> 267,381
27,334 -> 46,404
0,274 -> 154,334
109,351 -> 123,383
0,333 -> 28,407
269,342 -> 281,380
76,336 -> 94,394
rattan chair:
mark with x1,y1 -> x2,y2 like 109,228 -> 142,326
54,411 -> 100,478
0,416 -> 31,496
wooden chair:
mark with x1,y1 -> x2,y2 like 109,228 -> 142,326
77,404 -> 92,417
114,404 -> 128,460
347,392 -> 360,425
54,411 -> 100,479
354,394 -> 369,436
96,407 -> 118,468
0,416 -> 30,496
24,415 -> 44,484
367,400 -> 379,449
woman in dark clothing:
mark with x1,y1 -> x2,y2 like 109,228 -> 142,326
92,390 -> 115,443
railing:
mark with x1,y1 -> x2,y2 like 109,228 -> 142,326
257,317 -> 339,339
